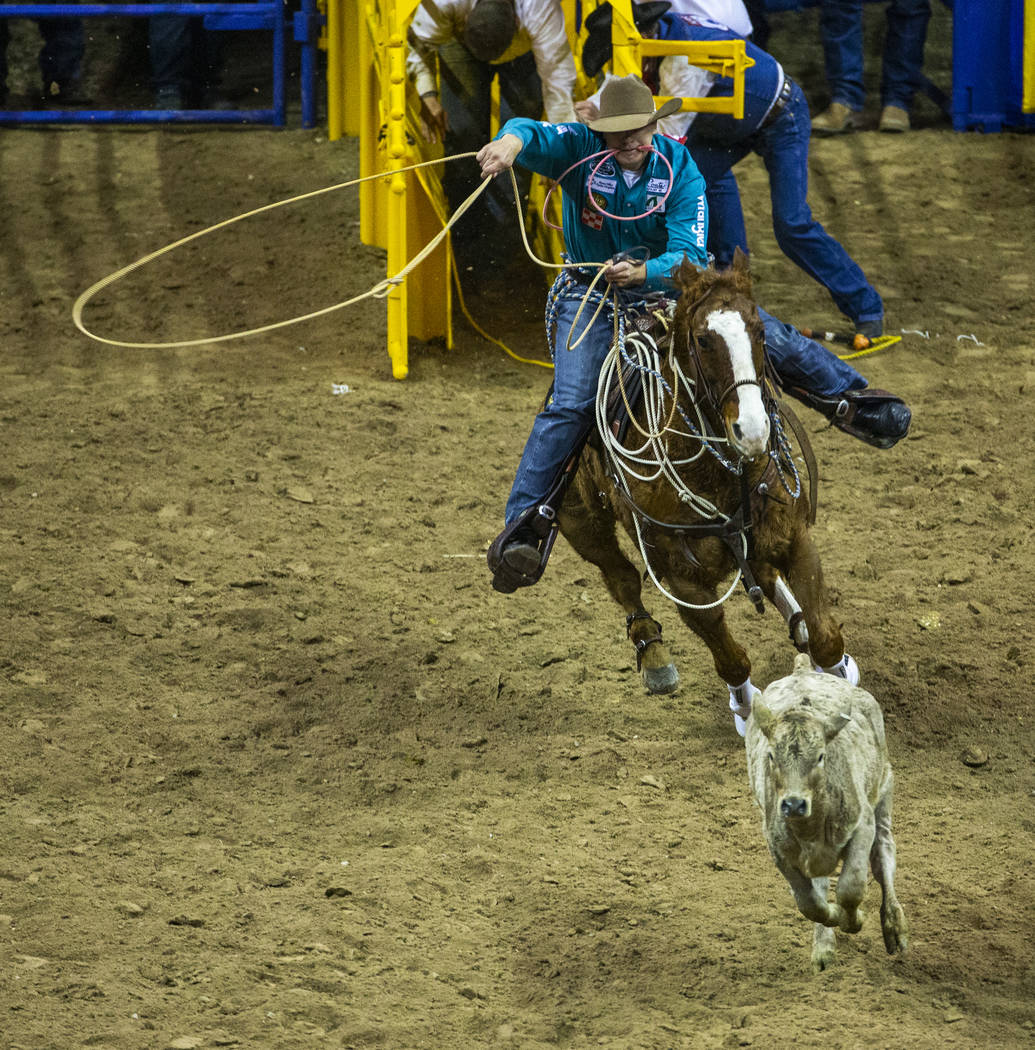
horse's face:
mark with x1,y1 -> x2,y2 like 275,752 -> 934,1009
676,253 -> 770,461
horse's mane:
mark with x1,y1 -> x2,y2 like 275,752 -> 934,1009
671,248 -> 755,329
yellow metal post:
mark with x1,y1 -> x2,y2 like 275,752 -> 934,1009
1024,0 -> 1035,113
385,6 -> 410,379
607,0 -> 752,119
327,0 -> 344,141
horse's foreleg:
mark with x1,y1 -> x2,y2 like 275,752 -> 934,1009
666,576 -> 752,692
753,564 -> 809,651
558,503 -> 679,694
782,532 -> 846,671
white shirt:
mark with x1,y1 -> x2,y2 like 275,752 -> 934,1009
661,0 -> 753,39
407,0 -> 577,124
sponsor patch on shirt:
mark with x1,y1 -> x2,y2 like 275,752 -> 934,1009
647,177 -> 670,194
597,160 -> 616,177
581,205 -> 604,230
645,194 -> 666,214
589,174 -> 617,194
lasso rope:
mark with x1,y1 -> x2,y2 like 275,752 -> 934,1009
72,142 -> 674,362
72,153 -> 495,350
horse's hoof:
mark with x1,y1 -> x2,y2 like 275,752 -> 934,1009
643,663 -> 679,694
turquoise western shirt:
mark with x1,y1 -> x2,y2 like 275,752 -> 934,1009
495,118 -> 709,292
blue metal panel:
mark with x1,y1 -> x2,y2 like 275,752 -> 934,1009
952,0 -> 1035,131
0,2 -> 290,126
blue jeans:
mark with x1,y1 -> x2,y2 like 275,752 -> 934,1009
759,308 -> 865,396
820,0 -> 932,111
690,82 -> 883,326
505,287 -> 866,523
149,12 -> 223,104
506,291 -> 618,523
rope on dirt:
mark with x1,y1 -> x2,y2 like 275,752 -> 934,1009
72,153 -> 503,351
836,334 -> 902,361
71,151 -> 622,372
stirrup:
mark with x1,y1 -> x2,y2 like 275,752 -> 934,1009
486,507 -> 557,594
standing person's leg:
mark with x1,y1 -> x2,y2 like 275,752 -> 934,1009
878,0 -> 931,130
437,40 -> 494,214
38,7 -> 86,102
149,15 -> 192,106
760,87 -> 883,329
812,0 -> 865,133
1,20 -> 10,103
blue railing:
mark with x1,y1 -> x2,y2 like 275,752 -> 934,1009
0,2 -> 323,126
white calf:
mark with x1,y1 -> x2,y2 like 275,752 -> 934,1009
745,652 -> 908,971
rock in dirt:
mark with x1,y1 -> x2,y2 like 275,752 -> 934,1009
960,747 -> 988,768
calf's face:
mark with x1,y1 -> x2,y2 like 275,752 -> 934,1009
753,704 -> 852,821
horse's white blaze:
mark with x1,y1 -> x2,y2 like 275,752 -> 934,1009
707,308 -> 769,458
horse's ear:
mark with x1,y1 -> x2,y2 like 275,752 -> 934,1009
729,247 -> 754,295
674,255 -> 705,295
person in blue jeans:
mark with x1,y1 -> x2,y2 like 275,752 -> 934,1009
475,76 -> 909,594
811,0 -> 932,134
0,2 -> 85,105
581,1 -> 885,340
148,11 -> 224,109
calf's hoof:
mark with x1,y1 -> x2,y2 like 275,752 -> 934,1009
839,906 -> 864,935
643,662 -> 679,694
882,905 -> 909,955
811,925 -> 837,973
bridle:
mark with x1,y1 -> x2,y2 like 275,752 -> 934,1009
677,290 -> 771,427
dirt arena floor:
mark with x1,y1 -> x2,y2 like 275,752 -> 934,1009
2,6 -> 1035,1049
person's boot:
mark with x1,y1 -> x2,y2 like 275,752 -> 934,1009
879,105 -> 910,133
786,385 -> 911,449
41,79 -> 90,106
487,522 -> 550,594
811,102 -> 864,135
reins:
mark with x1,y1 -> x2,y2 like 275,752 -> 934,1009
595,288 -> 804,613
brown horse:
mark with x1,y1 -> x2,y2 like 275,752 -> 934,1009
555,251 -> 857,733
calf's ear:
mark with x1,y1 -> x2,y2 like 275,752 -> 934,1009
751,701 -> 775,739
824,709 -> 853,741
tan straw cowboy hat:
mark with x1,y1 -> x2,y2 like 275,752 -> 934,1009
587,74 -> 683,133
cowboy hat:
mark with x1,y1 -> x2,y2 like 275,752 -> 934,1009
586,73 -> 683,133
582,1 -> 673,79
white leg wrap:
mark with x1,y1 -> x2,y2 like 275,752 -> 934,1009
728,678 -> 761,738
772,575 -> 810,650
817,653 -> 861,686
